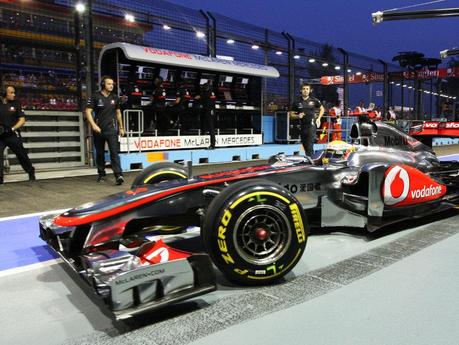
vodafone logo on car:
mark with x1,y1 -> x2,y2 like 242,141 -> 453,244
423,122 -> 438,129
445,122 -> 459,129
383,165 -> 446,207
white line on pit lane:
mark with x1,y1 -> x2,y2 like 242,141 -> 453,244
0,209 -> 69,223
439,153 -> 459,159
0,259 -> 60,278
0,226 -> 202,277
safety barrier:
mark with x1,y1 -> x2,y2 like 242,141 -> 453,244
274,111 -> 358,144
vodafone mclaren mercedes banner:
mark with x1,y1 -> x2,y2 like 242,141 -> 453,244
120,134 -> 263,152
100,43 -> 279,78
321,66 -> 459,85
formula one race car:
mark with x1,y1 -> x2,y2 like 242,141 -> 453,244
39,119 -> 459,319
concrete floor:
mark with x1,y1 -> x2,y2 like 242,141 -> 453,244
1,211 -> 458,345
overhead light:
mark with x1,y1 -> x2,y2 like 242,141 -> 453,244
196,31 -> 205,38
125,13 -> 135,23
308,58 -> 316,63
226,39 -> 235,44
293,55 -> 300,59
163,24 -> 171,30
322,62 -> 328,67
396,83 -> 401,86
356,71 -> 362,76
347,69 -> 352,73
408,86 -> 413,89
275,51 -> 282,55
390,81 -> 395,84
251,44 -> 259,50
403,84 -> 407,88
334,66 -> 341,70
75,2 -> 85,13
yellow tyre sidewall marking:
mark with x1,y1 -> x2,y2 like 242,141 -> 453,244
229,191 -> 290,209
144,170 -> 187,184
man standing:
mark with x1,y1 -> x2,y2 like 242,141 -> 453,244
289,83 -> 324,157
329,100 -> 343,141
151,76 -> 168,132
196,81 -> 216,149
170,82 -> 192,129
85,76 -> 125,185
0,85 -> 35,184
354,100 -> 367,114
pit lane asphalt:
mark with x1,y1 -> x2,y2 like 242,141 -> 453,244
0,161 -> 265,218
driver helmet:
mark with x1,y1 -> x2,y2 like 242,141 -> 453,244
322,140 -> 355,165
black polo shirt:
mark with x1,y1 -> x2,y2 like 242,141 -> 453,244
200,86 -> 216,110
176,87 -> 191,110
153,86 -> 167,110
86,91 -> 120,131
0,100 -> 25,128
292,96 -> 322,127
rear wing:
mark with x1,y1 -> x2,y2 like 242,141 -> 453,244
409,121 -> 459,147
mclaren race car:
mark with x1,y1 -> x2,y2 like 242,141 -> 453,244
39,120 -> 459,319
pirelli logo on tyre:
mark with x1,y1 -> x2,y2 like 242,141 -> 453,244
289,203 -> 306,244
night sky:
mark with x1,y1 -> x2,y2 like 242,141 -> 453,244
168,0 -> 459,64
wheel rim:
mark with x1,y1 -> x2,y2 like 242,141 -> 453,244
233,204 -> 292,266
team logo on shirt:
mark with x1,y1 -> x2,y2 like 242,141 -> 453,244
111,100 -> 115,104
308,101 -> 315,106
9,107 -> 15,112
97,99 -> 104,107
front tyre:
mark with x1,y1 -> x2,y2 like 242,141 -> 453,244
202,179 -> 307,285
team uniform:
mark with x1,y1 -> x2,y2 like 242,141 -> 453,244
329,106 -> 343,141
170,87 -> 192,129
86,91 -> 123,180
0,99 -> 35,184
152,86 -> 168,131
291,96 -> 322,157
199,85 -> 217,149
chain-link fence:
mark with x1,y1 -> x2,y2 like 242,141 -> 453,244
0,0 -> 452,118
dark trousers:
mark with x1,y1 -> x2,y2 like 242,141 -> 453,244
0,133 -> 34,182
93,131 -> 122,177
300,124 -> 316,157
202,109 -> 216,147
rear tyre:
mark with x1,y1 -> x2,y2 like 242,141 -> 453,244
202,179 -> 308,285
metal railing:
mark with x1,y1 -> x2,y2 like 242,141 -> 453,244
274,112 -> 359,144
123,109 -> 145,154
